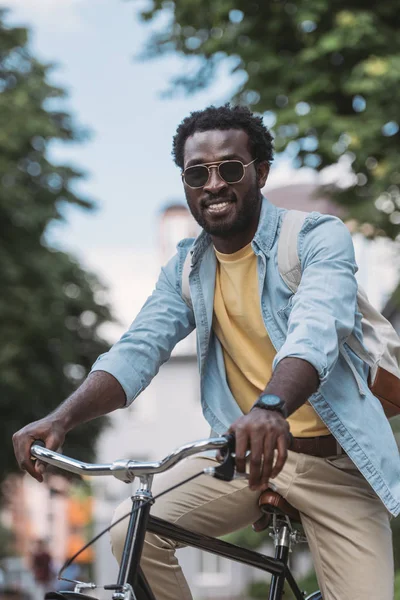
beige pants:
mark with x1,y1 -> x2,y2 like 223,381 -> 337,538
111,451 -> 394,600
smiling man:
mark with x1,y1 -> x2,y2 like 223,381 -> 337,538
13,105 -> 399,600
182,129 -> 261,246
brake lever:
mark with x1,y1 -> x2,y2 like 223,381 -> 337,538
212,434 -> 236,482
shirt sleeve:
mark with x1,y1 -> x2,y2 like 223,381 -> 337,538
90,250 -> 195,405
272,213 -> 358,385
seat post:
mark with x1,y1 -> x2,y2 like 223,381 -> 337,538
268,522 -> 291,600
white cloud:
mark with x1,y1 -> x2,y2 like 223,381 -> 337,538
5,0 -> 85,32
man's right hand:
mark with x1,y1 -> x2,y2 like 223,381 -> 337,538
12,418 -> 66,482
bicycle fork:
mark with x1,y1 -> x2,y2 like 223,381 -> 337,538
112,476 -> 155,600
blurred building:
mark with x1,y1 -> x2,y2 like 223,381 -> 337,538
159,203 -> 199,357
3,186 -> 397,600
92,186 -> 399,598
91,199 -> 312,599
91,202 -> 212,599
0,473 -> 92,599
158,202 -> 199,264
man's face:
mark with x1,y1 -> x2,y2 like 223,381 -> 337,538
182,129 -> 268,238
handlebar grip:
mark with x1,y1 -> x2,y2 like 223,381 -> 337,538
30,440 -> 46,461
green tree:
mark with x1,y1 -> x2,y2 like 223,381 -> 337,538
136,0 -> 400,238
0,10 -> 113,482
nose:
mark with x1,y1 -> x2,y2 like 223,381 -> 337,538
203,165 -> 228,194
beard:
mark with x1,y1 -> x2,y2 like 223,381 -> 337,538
185,183 -> 261,238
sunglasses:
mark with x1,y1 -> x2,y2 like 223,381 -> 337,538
182,158 -> 257,189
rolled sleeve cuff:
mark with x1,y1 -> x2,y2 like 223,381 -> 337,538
90,353 -> 144,406
272,343 -> 329,386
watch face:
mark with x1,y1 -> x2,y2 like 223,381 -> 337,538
259,394 -> 282,408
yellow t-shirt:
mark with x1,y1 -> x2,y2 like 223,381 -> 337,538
213,243 -> 329,438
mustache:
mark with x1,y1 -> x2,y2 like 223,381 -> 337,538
201,193 -> 237,208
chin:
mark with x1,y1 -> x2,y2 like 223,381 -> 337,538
200,215 -> 234,235
204,220 -> 245,237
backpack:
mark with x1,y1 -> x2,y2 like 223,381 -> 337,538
181,210 -> 400,417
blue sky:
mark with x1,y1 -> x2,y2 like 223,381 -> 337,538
5,0 -> 255,336
5,0 -> 307,338
7,0 -> 244,255
5,0 -> 397,338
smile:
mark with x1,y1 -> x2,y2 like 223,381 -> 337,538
205,201 -> 233,215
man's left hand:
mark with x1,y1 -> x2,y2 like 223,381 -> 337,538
228,408 -> 290,492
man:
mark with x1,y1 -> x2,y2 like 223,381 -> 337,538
13,105 -> 400,600
31,539 -> 53,598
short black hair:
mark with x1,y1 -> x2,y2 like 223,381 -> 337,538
172,103 -> 274,169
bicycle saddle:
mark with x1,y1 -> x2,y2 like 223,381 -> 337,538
258,489 -> 301,524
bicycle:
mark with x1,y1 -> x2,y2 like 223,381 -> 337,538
30,436 -> 322,600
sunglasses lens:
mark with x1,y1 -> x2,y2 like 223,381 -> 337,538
219,161 -> 244,183
184,166 -> 209,188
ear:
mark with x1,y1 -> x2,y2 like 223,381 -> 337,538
257,161 -> 270,189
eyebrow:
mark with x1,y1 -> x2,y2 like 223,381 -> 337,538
185,153 -> 246,169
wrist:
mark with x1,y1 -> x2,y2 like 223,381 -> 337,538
49,411 -> 72,434
251,393 -> 288,418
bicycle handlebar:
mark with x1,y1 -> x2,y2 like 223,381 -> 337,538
30,436 -> 231,483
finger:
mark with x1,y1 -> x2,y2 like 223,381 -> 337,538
30,432 -> 63,481
232,427 -> 249,473
20,431 -> 61,482
270,433 -> 288,479
248,431 -> 264,490
258,435 -> 275,490
15,437 -> 41,481
35,461 -> 46,480
20,449 -> 43,482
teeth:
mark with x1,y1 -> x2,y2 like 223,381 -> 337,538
207,202 -> 230,213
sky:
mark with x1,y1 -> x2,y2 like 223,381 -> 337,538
5,0 -> 398,340
4,0 -> 245,337
5,0 -> 309,339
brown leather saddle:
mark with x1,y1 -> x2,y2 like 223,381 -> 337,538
258,489 -> 301,525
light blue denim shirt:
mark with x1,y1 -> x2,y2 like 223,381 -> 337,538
91,198 -> 400,516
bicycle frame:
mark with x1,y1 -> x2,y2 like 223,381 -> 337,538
116,476 -> 312,600
31,440 -> 321,600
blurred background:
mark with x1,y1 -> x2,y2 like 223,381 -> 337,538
0,0 -> 399,598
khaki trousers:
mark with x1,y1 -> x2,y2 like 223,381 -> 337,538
111,451 -> 394,600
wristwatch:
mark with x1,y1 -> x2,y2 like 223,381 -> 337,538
251,394 -> 288,418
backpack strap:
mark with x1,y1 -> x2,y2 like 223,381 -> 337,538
181,250 -> 192,308
277,210 -> 308,293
